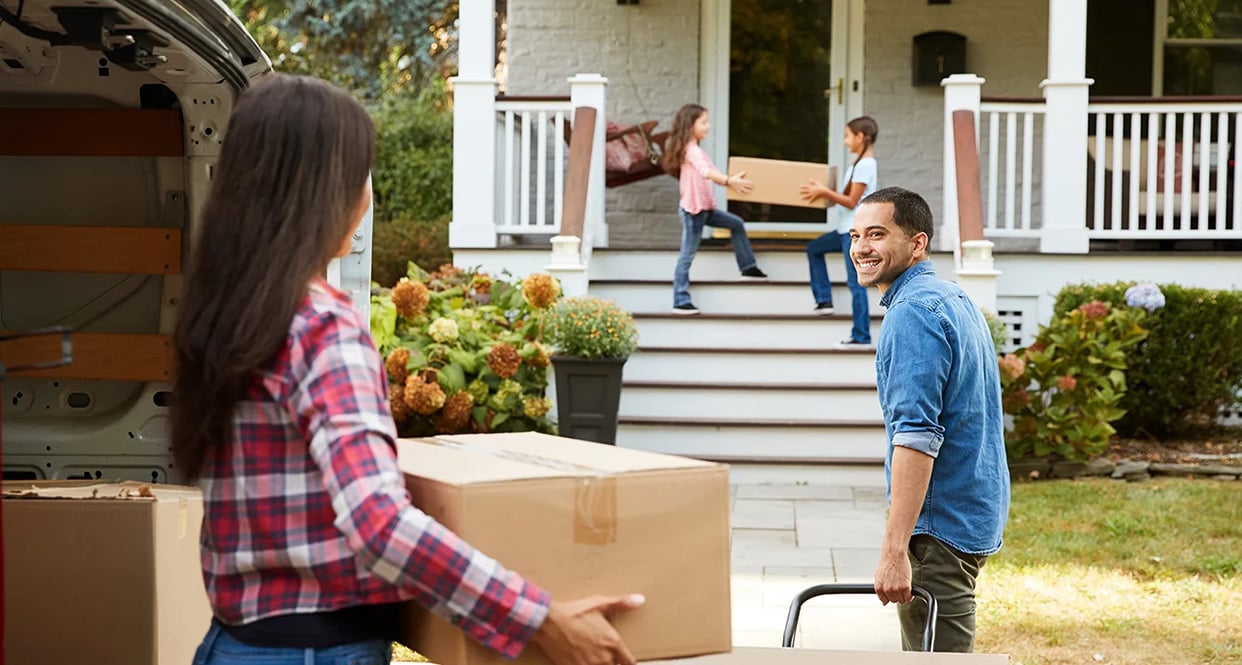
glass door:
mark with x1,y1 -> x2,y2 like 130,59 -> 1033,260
724,0 -> 857,236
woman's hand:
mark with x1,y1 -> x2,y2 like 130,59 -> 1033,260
726,171 -> 753,195
533,594 -> 645,665
800,178 -> 832,203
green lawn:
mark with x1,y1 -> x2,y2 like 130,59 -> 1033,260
976,478 -> 1242,664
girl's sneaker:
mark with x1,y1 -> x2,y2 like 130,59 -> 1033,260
673,303 -> 701,315
740,267 -> 768,280
836,338 -> 875,350
814,303 -> 836,315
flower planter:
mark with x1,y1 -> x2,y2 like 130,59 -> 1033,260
551,355 -> 627,445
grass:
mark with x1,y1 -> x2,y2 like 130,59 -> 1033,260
975,478 -> 1242,664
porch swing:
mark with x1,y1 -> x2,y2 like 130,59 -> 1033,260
573,10 -> 675,189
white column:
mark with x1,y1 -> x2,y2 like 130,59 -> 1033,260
955,239 -> 1001,313
941,74 -> 985,255
448,0 -> 498,249
1040,0 -> 1092,254
568,73 -> 609,249
546,235 -> 588,298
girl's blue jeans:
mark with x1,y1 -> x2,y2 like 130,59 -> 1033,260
673,207 -> 757,306
807,230 -> 871,343
192,621 -> 392,665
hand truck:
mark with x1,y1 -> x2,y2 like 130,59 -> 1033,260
782,583 -> 939,653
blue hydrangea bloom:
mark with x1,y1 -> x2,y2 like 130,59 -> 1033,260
1125,282 -> 1166,312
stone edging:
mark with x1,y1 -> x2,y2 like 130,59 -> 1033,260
1010,458 -> 1242,482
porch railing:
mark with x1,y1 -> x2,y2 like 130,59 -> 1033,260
450,73 -> 607,252
944,73 -> 1242,248
979,100 -> 1045,239
494,97 -> 573,235
1086,100 -> 1241,239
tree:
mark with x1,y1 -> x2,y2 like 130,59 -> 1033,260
227,0 -> 459,100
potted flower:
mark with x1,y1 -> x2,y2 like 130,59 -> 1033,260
545,296 -> 639,445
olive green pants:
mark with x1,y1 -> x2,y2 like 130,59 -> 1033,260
898,534 -> 989,653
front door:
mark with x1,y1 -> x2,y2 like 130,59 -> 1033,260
702,0 -> 864,238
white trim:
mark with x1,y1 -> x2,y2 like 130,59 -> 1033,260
700,0 -> 731,211
847,0 -> 866,121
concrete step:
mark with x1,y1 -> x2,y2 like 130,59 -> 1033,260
591,247 -> 871,282
616,417 -> 887,463
591,279 -> 883,315
624,347 -> 878,384
619,382 -> 881,421
633,313 -> 879,350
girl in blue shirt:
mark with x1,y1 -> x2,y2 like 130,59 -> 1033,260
800,116 -> 879,348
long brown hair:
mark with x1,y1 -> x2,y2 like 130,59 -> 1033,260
846,116 -> 879,176
171,74 -> 375,480
662,103 -> 707,177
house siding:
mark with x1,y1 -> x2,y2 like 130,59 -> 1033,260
506,0 -> 699,248
863,0 -> 1048,218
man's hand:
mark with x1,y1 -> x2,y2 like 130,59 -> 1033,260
532,594 -> 645,665
874,548 -> 913,605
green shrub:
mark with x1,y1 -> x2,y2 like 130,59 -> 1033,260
982,309 -> 1009,353
1055,281 -> 1242,438
546,297 -> 639,360
368,82 -> 453,286
370,265 -> 559,437
370,82 -> 453,224
1000,300 -> 1149,461
371,217 -> 450,288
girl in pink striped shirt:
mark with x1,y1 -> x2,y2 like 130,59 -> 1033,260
661,104 -> 767,315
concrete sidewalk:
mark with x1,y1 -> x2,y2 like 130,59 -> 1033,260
728,466 -> 900,651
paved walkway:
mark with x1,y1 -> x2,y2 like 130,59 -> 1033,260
728,466 -> 900,651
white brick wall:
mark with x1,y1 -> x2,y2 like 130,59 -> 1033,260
504,0 -> 1051,247
507,0 -> 698,247
863,0 -> 1049,218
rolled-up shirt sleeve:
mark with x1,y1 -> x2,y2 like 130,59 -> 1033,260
879,304 -> 950,458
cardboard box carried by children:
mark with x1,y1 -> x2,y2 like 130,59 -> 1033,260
2,480 -> 211,665
726,157 -> 838,209
396,432 -> 732,665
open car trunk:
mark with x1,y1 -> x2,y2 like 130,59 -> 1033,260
0,0 -> 373,485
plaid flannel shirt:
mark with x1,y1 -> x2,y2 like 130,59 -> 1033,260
198,280 -> 549,658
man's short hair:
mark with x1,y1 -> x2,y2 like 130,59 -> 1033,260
860,187 -> 935,242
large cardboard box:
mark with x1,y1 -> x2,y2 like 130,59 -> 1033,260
645,646 -> 1008,664
2,480 -> 211,665
396,433 -> 732,665
726,157 -> 838,209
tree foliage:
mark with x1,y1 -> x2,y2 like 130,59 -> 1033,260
227,0 -> 459,100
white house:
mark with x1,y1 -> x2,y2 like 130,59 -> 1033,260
448,0 -> 1242,465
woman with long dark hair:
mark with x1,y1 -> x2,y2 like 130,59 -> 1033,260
174,74 -> 641,665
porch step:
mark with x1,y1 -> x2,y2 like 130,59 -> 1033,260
619,381 -> 881,421
624,347 -> 877,384
591,278 -> 884,315
615,416 -> 887,464
590,247 -> 872,282
632,312 -> 880,350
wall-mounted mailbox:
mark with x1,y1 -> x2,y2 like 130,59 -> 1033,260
912,31 -> 966,86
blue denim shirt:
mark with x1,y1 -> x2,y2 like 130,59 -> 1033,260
876,261 -> 1010,555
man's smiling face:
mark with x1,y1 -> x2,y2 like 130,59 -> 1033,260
848,201 -> 929,293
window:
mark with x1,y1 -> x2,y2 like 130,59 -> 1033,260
1159,0 -> 1242,95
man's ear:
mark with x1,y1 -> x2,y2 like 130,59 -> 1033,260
912,231 -> 930,258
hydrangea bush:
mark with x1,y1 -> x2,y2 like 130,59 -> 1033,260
999,294 -> 1154,462
371,264 -> 559,437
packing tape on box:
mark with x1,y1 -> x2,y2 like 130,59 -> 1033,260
424,437 -> 617,545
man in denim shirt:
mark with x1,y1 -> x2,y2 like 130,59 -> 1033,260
847,187 -> 1009,652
